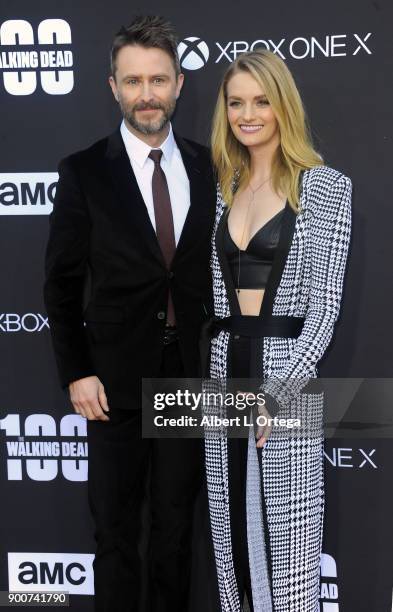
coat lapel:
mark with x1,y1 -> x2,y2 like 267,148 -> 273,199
172,133 -> 211,264
259,199 -> 297,319
105,128 -> 166,266
215,206 -> 242,315
105,127 -> 211,268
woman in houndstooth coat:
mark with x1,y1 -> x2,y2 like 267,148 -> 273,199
202,50 -> 352,612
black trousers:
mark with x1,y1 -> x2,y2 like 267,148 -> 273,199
227,334 -> 257,611
87,341 -> 204,612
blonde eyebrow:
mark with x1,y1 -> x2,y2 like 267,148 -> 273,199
228,94 -> 268,101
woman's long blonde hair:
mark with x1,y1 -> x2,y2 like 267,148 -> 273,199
211,50 -> 324,210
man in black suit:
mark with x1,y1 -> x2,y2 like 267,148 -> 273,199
44,15 -> 215,612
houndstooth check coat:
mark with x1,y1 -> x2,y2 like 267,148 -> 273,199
204,165 -> 352,612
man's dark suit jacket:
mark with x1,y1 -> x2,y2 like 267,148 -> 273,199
44,126 -> 216,410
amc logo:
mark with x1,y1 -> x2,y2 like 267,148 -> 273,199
8,553 -> 94,595
0,173 -> 58,215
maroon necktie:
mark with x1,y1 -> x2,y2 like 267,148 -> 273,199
149,149 -> 176,326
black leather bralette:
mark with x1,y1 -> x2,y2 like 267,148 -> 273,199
224,207 -> 285,290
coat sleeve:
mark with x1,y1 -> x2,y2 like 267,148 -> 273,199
43,156 -> 96,389
262,173 -> 353,415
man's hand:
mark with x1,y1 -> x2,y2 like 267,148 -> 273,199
69,376 -> 110,421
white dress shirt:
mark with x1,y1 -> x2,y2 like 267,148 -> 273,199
120,120 -> 191,246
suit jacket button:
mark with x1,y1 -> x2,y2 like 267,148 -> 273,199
168,271 -> 174,279
157,311 -> 166,320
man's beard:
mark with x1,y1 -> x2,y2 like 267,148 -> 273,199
120,98 -> 176,135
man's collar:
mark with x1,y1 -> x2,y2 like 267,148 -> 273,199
120,120 -> 175,168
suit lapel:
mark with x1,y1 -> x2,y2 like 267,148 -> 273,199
105,128 -> 166,266
172,133 -> 211,263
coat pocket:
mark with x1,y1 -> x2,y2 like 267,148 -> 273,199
84,304 -> 125,344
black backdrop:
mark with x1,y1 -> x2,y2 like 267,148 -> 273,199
0,0 -> 392,610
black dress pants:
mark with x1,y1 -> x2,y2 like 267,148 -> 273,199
87,340 -> 204,612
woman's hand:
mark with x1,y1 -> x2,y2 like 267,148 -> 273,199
255,400 -> 272,448
237,391 -> 272,448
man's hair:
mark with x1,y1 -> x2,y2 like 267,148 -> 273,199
110,15 -> 181,78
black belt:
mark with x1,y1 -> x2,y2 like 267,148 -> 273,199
163,325 -> 178,346
199,315 -> 305,377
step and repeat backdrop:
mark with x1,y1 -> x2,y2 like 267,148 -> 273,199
0,0 -> 392,610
